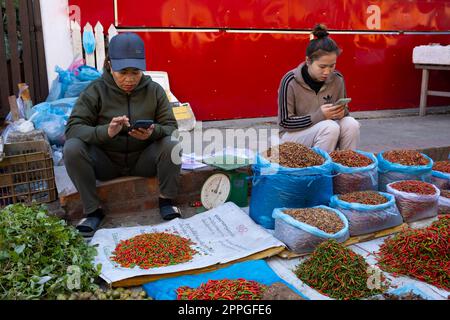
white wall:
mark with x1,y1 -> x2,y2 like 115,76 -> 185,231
40,0 -> 74,90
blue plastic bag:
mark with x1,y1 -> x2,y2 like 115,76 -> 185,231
29,98 -> 77,146
47,64 -> 101,101
249,148 -> 333,229
332,150 -> 378,194
272,205 -> 349,254
377,151 -> 433,191
329,192 -> 403,236
82,29 -> 96,54
142,260 -> 309,300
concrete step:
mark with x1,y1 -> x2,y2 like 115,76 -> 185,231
59,167 -> 222,221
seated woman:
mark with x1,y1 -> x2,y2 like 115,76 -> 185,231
64,32 -> 182,236
277,24 -> 360,153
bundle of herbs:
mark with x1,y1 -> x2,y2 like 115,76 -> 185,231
0,204 -> 101,300
294,239 -> 387,300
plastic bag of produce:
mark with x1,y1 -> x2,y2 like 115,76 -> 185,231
431,161 -> 450,190
329,191 -> 403,236
29,98 -> 77,146
386,180 -> 439,222
272,206 -> 349,254
377,151 -> 433,191
331,150 -> 378,194
438,190 -> 450,214
249,146 -> 333,229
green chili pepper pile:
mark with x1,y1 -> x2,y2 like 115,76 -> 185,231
294,239 -> 386,300
176,278 -> 268,300
0,204 -> 101,300
111,232 -> 198,269
377,216 -> 450,291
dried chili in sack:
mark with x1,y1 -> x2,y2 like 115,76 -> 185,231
330,191 -> 403,236
438,190 -> 450,214
250,144 -> 333,229
272,205 -> 349,254
377,151 -> 433,192
330,150 -> 378,194
386,181 -> 440,223
431,160 -> 450,190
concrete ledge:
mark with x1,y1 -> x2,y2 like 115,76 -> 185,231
59,167 -> 220,221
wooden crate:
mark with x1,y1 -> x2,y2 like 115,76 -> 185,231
0,140 -> 57,207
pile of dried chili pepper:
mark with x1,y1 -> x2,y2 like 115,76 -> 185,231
441,190 -> 450,199
330,150 -> 373,167
176,279 -> 268,300
294,239 -> 386,300
377,216 -> 450,291
111,232 -> 198,269
389,180 -> 437,195
284,208 -> 345,234
433,160 -> 450,174
383,150 -> 429,166
264,142 -> 325,168
338,191 -> 388,205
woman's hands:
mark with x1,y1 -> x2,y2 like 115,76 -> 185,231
108,115 -> 130,138
128,125 -> 155,141
321,103 -> 345,120
108,115 -> 154,140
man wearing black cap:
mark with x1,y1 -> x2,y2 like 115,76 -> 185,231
64,32 -> 182,236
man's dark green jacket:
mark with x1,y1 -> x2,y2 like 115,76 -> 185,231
65,70 -> 178,160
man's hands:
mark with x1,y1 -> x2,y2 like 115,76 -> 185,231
321,103 -> 345,120
108,115 -> 154,140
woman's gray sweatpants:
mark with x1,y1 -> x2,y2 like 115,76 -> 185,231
63,136 -> 182,215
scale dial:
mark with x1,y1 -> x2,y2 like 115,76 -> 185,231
200,173 -> 231,210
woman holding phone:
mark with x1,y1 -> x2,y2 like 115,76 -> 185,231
64,33 -> 183,236
277,24 -> 360,152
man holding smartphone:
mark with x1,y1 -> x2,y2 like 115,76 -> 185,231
277,24 -> 360,153
64,33 -> 182,236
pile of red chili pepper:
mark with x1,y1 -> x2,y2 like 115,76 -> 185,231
176,279 -> 268,300
441,190 -> 450,199
294,240 -> 386,300
377,216 -> 450,291
111,232 -> 198,269
339,191 -> 388,205
383,150 -> 429,166
330,150 -> 373,167
433,160 -> 450,174
389,180 -> 437,195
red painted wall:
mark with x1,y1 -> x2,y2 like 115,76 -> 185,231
69,0 -> 450,120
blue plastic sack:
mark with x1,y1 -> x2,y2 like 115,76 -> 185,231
332,150 -> 378,194
329,192 -> 403,236
29,98 -> 77,146
272,206 -> 349,254
377,151 -> 433,191
82,30 -> 96,54
143,260 -> 309,300
249,148 -> 333,229
47,64 -> 101,101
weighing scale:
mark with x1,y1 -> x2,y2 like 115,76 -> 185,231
199,155 -> 250,211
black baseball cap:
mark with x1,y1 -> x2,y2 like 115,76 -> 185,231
109,32 -> 146,71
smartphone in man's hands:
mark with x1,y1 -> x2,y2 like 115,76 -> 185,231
128,120 -> 154,131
